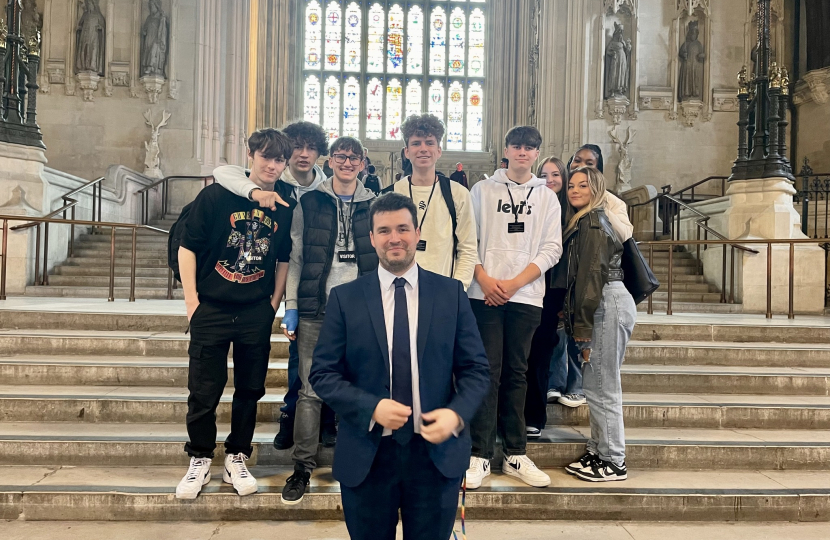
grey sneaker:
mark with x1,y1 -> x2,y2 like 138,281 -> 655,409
558,393 -> 587,407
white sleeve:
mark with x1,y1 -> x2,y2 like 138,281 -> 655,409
604,192 -> 634,242
451,185 -> 479,290
530,193 -> 563,274
213,165 -> 258,199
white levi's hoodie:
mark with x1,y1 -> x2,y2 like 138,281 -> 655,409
467,169 -> 563,308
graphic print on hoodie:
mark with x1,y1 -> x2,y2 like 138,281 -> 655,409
467,168 -> 563,308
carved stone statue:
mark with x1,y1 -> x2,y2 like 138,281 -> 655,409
605,22 -> 632,99
141,0 -> 169,78
609,126 -> 636,192
21,0 -> 42,48
678,20 -> 705,101
75,0 -> 106,75
143,109 -> 171,179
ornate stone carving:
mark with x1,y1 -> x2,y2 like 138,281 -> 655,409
167,79 -> 179,100
793,68 -> 830,106
609,126 -> 636,193
46,60 -> 65,85
75,0 -> 106,76
110,62 -> 130,87
140,75 -> 165,104
713,89 -> 741,112
143,109 -> 171,179
678,20 -> 705,101
140,0 -> 169,78
638,87 -> 673,110
680,100 -> 703,126
75,71 -> 100,102
604,96 -> 630,126
604,0 -> 636,15
677,0 -> 710,16
605,22 -> 632,100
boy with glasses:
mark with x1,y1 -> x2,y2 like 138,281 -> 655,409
280,137 -> 379,504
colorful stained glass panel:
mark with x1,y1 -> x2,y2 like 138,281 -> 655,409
366,77 -> 384,139
367,3 -> 385,73
343,76 -> 360,137
387,4 -> 404,73
468,8 -> 485,77
305,1 -> 323,70
304,75 -> 321,125
446,81 -> 464,150
344,3 -> 361,72
429,7 -> 447,76
466,82 -> 483,151
448,8 -> 465,75
405,79 -> 422,118
324,2 -> 342,71
324,76 -> 341,140
385,78 -> 403,140
428,80 -> 444,121
407,6 -> 424,74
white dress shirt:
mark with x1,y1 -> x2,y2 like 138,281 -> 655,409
374,263 -> 423,436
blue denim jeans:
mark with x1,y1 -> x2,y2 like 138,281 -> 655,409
548,326 -> 583,396
579,281 -> 636,467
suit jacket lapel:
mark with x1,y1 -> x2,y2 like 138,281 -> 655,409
417,267 -> 434,373
363,271 -> 390,378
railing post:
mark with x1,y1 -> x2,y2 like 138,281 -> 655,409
0,219 -> 7,300
720,243 -> 727,303
647,245 -> 654,315
129,228 -> 137,302
730,246 -> 736,304
69,206 -> 75,257
42,222 -> 49,285
667,246 -> 674,316
788,242 -> 795,319
34,223 -> 40,285
767,242 -> 772,319
108,226 -> 116,302
167,267 -> 173,300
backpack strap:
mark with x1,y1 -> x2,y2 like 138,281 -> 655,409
437,174 -> 459,277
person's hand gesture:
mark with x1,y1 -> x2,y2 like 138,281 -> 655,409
420,409 -> 461,444
252,189 -> 290,210
372,399 -> 412,430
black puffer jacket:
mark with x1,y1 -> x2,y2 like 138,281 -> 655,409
562,208 -> 624,340
297,191 -> 378,318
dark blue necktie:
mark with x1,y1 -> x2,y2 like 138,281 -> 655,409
392,277 -> 413,445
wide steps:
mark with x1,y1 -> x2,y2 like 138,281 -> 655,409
1,423 -> 828,470
54,266 -> 171,278
46,276 -> 173,288
1,466 -> 828,522
626,340 -> 830,367
24,286 -> 184,299
64,256 -> 169,268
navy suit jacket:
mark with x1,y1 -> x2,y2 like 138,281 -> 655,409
309,266 -> 490,488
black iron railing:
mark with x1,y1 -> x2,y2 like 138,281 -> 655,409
794,158 -> 830,239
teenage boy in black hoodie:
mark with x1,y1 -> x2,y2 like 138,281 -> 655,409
175,128 -> 296,500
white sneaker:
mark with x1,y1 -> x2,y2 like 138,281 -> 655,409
558,393 -> 587,408
465,456 -> 491,489
503,455 -> 551,488
175,457 -> 212,499
546,389 -> 562,403
526,426 -> 542,439
223,453 -> 258,496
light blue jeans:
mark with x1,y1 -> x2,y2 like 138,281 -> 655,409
579,281 -> 636,467
548,325 -> 583,396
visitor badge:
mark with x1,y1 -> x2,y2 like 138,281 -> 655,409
507,222 -> 525,234
338,251 -> 357,263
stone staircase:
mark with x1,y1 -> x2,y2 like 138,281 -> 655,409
1,304 -> 829,522
25,216 -> 183,300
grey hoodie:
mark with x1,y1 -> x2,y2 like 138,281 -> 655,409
212,164 -> 327,202
285,178 -> 377,312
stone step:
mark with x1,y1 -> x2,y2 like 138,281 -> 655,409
626,341 -> 830,367
637,301 -> 742,314
46,276 -> 173,288
0,310 -> 282,332
632,318 -> 830,344
72,248 -> 167,258
0,330 -> 289,357
1,386 -> 828,428
25,286 -> 184,299
649,265 -> 701,275
64,257 -> 169,268
650,292 -> 723,303
81,235 -> 168,244
1,423 -> 828,470
54,266 -> 171,278
0,465 -> 827,521
5,357 -> 830,395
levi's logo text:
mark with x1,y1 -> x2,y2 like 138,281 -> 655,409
215,209 -> 277,284
496,199 -> 533,216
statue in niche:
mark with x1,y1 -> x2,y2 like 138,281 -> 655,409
75,0 -> 106,75
604,22 -> 632,100
141,0 -> 169,78
678,20 -> 705,101
21,0 -> 42,48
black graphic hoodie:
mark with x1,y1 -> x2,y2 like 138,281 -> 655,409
181,183 -> 296,305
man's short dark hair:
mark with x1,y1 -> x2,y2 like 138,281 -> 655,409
401,114 -> 445,146
247,128 -> 293,161
369,193 -> 419,231
368,165 -> 376,174
501,158 -> 509,165
330,136 -> 365,158
504,126 -> 543,150
283,121 -> 329,156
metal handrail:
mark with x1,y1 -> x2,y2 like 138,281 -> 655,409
11,176 -> 106,231
135,175 -> 214,224
639,238 -> 830,320
0,213 -> 171,303
671,175 -> 729,202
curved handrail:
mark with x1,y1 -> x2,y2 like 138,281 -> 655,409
672,175 -> 728,199
10,176 -> 106,231
135,175 -> 213,194
663,193 -> 757,253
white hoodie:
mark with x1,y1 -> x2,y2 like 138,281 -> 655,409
468,169 -> 563,308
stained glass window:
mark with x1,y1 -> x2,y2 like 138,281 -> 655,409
429,7 -> 447,76
366,77 -> 384,140
343,76 -> 361,137
448,8 -> 465,75
446,81 -> 464,150
302,1 -> 487,151
386,78 -> 403,140
344,3 -> 361,72
387,4 -> 404,74
406,79 -> 423,119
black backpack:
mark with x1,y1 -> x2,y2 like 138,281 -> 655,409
167,201 -> 194,283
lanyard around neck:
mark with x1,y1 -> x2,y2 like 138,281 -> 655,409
408,175 -> 438,231
505,183 -> 534,223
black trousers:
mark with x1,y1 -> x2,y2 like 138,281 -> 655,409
184,299 -> 276,459
341,436 -> 462,540
469,299 -> 542,459
524,287 -> 566,430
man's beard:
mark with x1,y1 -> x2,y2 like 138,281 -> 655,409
381,249 -> 416,274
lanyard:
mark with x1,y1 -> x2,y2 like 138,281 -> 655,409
337,197 -> 355,249
505,183 -> 534,223
408,175 -> 439,231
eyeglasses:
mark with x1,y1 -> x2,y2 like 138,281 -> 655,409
332,154 -> 362,165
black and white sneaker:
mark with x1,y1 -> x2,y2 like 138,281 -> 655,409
575,458 -> 628,482
526,427 -> 542,439
565,451 -> 598,476
281,468 -> 311,505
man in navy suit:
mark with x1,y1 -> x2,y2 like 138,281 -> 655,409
310,193 -> 490,540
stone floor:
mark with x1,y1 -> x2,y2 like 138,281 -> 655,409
1,521 -> 829,540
